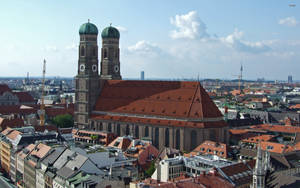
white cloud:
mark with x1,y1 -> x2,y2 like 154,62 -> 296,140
115,26 -> 128,33
170,11 -> 209,39
65,43 -> 77,51
278,17 -> 298,27
44,45 -> 58,52
220,29 -> 271,53
127,40 -> 162,57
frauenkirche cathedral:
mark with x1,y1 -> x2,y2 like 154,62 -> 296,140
75,21 -> 228,151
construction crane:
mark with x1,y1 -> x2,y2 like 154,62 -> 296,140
38,59 -> 46,126
232,64 -> 243,91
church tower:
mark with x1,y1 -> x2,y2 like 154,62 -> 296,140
100,25 -> 121,80
252,145 -> 266,188
75,21 -> 100,129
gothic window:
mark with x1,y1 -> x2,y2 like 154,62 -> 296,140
176,129 -> 180,150
115,49 -> 118,58
99,122 -> 103,131
209,129 -> 216,141
135,126 -> 139,138
145,126 -> 149,137
191,130 -> 197,150
117,124 -> 120,136
81,46 -> 85,56
126,124 -> 130,135
165,128 -> 169,147
108,123 -> 112,132
92,48 -> 96,56
104,49 -> 108,58
154,128 -> 159,148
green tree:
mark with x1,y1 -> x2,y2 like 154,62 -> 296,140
145,161 -> 156,177
52,114 -> 74,128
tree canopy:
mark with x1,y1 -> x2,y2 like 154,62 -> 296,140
52,114 -> 74,128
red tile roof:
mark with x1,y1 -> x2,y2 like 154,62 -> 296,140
0,84 -> 11,95
290,104 -> 300,109
186,140 -> 230,158
251,124 -> 300,134
0,105 -> 37,115
45,104 -> 74,118
108,136 -> 132,151
13,92 -> 35,103
94,80 -> 223,119
0,117 -> 24,130
260,141 -> 294,154
241,135 -> 275,144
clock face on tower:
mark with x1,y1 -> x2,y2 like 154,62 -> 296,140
80,64 -> 85,72
114,65 -> 119,73
92,64 -> 98,72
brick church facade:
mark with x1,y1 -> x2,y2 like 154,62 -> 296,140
74,21 -> 228,151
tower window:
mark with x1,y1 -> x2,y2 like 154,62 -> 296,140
81,46 -> 85,56
93,48 -> 96,56
104,49 -> 108,58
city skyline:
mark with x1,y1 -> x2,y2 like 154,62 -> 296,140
1,0 -> 299,80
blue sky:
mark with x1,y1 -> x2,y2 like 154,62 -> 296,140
0,0 -> 299,80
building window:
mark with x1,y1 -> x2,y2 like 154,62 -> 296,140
117,124 -> 120,136
92,48 -> 96,56
108,123 -> 112,132
135,126 -> 139,138
176,129 -> 180,150
145,126 -> 149,137
191,130 -> 197,150
165,128 -> 169,147
81,46 -> 85,56
154,128 -> 159,148
104,49 -> 108,58
126,124 -> 130,135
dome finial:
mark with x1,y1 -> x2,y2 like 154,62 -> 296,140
88,19 -> 90,23
110,23 -> 112,27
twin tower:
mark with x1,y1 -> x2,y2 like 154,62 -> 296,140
75,21 -> 121,128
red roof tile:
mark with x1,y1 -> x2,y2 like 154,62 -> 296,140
0,84 -> 11,95
241,135 -> 275,144
13,92 -> 35,103
94,80 -> 223,119
0,118 -> 24,130
186,140 -> 230,158
251,124 -> 300,134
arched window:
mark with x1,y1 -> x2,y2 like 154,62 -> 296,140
81,46 -> 85,56
104,49 -> 108,58
126,124 -> 130,136
108,123 -> 112,132
165,128 -> 169,147
117,124 -> 120,136
135,126 -> 139,138
154,128 -> 159,148
176,129 -> 180,150
145,126 -> 149,137
191,130 -> 197,150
